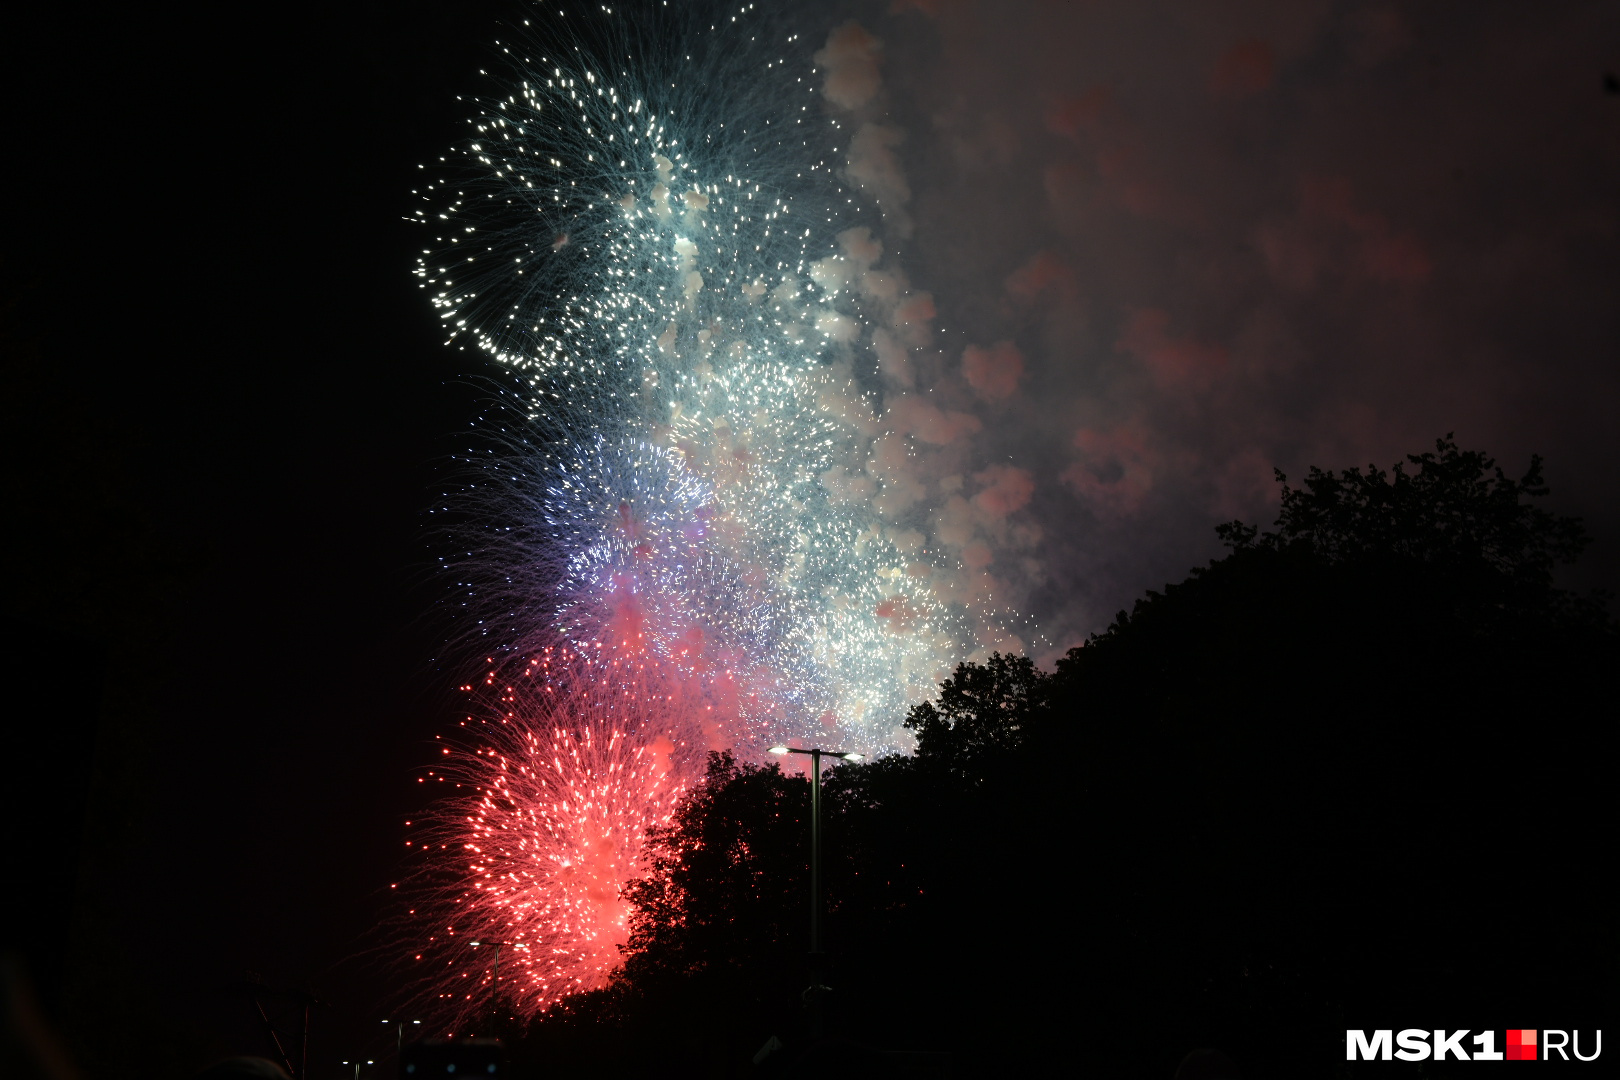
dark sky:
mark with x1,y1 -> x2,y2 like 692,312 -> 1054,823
5,0 -> 514,1073
3,1 -> 1616,1077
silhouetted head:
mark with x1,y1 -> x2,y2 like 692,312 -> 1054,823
192,1057 -> 293,1080
1174,1048 -> 1241,1080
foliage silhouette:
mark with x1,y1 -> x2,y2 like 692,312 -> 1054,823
1219,434 -> 1585,569
508,439 -> 1613,1079
1213,433 -> 1602,627
902,651 -> 1047,772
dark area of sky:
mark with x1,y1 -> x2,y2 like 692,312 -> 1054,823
2,1 -> 1616,1077
4,0 -> 516,1073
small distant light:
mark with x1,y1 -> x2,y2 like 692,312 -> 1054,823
842,753 -> 864,761
767,745 -> 790,755
468,941 -> 481,946
413,1020 -> 423,1025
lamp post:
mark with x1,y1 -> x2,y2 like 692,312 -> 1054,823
766,744 -> 864,1039
380,1019 -> 421,1056
467,941 -> 516,1032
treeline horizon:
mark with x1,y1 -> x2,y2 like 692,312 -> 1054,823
491,437 -> 1616,1079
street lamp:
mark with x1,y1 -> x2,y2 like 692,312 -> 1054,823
380,1019 -> 422,1055
467,941 -> 519,1031
766,744 -> 864,1038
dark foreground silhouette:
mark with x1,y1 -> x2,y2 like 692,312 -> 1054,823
499,438 -> 1615,1078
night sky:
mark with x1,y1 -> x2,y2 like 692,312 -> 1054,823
4,1 -> 1616,1076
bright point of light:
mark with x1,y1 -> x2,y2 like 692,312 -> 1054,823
767,745 -> 790,755
842,752 -> 863,761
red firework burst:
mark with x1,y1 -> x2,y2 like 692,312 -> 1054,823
404,646 -> 714,1022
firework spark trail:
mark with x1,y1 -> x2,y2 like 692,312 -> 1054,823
409,2 -> 1034,1017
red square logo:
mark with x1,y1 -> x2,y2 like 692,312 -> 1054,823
1506,1030 -> 1538,1060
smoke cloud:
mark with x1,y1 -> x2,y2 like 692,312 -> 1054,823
817,0 -> 1620,653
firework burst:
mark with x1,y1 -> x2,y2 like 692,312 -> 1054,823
418,2 -> 981,749
409,648 -> 710,1019
407,1 -> 1027,1019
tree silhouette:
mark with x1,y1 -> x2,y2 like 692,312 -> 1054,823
902,652 -> 1047,772
620,751 -> 809,1018
1214,433 -> 1600,626
514,438 -> 1613,1079
1038,437 -> 1613,1073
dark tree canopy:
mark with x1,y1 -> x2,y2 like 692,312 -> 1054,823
1218,434 -> 1588,573
901,651 -> 1045,770
1213,434 -> 1599,626
508,439 -> 1613,1080
621,751 -> 808,1001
